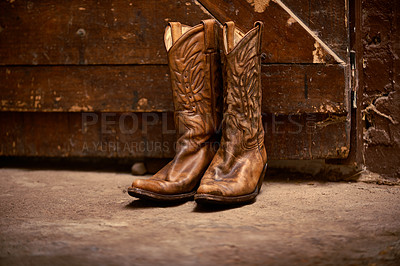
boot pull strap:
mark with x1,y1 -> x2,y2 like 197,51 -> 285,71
168,22 -> 182,45
223,21 -> 235,53
254,21 -> 264,55
201,19 -> 216,53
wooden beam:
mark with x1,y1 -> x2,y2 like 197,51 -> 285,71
0,0 -> 212,65
280,0 -> 348,61
0,64 -> 347,114
0,0 -> 347,65
262,64 -> 347,114
197,0 -> 340,63
0,112 -> 349,159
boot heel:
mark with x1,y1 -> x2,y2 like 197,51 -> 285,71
257,163 -> 268,192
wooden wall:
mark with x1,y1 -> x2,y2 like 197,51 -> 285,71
0,0 -> 350,160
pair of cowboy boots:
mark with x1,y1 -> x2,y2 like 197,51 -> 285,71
128,19 -> 267,205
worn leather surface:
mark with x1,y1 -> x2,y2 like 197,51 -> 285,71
131,19 -> 222,195
197,21 -> 267,197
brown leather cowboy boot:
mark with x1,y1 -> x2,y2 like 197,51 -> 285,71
195,21 -> 267,204
128,19 -> 222,201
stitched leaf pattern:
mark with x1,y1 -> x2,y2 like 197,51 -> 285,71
224,30 -> 263,150
168,29 -> 213,147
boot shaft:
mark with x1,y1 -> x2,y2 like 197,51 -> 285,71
221,21 -> 265,150
165,20 -> 222,136
164,19 -> 222,150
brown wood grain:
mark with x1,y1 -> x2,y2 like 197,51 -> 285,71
0,0 -> 351,161
0,64 -> 347,114
0,112 -> 349,159
0,0 -> 212,65
0,112 -> 176,159
0,0 -> 347,65
281,0 -> 348,61
197,0 -> 337,63
262,64 -> 347,114
263,113 -> 349,159
0,65 -> 173,112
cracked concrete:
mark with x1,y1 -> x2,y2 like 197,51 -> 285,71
1,167 -> 400,265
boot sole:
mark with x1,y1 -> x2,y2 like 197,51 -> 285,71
127,187 -> 196,202
194,163 -> 268,205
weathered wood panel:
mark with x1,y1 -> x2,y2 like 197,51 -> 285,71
0,112 -> 349,159
0,0 -> 351,161
263,113 -> 349,159
0,64 -> 347,114
0,65 -> 172,112
0,112 -> 176,159
281,0 -> 348,61
262,64 -> 347,114
0,0 -> 212,65
198,0 -> 337,63
0,0 -> 346,65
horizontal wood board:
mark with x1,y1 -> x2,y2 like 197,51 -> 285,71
0,0 -> 347,65
0,112 -> 349,159
0,0 -> 212,65
0,64 -> 347,115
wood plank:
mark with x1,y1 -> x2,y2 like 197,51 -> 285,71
0,0 -> 212,65
0,112 -> 349,159
0,65 -> 347,114
0,65 -> 173,112
262,64 -> 347,114
263,113 -> 349,159
0,112 -> 176,159
281,0 -> 348,61
198,0 -> 337,63
0,0 -> 347,65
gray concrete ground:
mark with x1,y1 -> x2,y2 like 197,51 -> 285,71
1,167 -> 400,265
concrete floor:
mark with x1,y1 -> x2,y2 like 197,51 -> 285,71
1,167 -> 400,265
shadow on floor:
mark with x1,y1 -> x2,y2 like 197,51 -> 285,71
125,196 -> 256,212
125,199 -> 188,209
0,156 -> 362,182
192,201 -> 255,213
